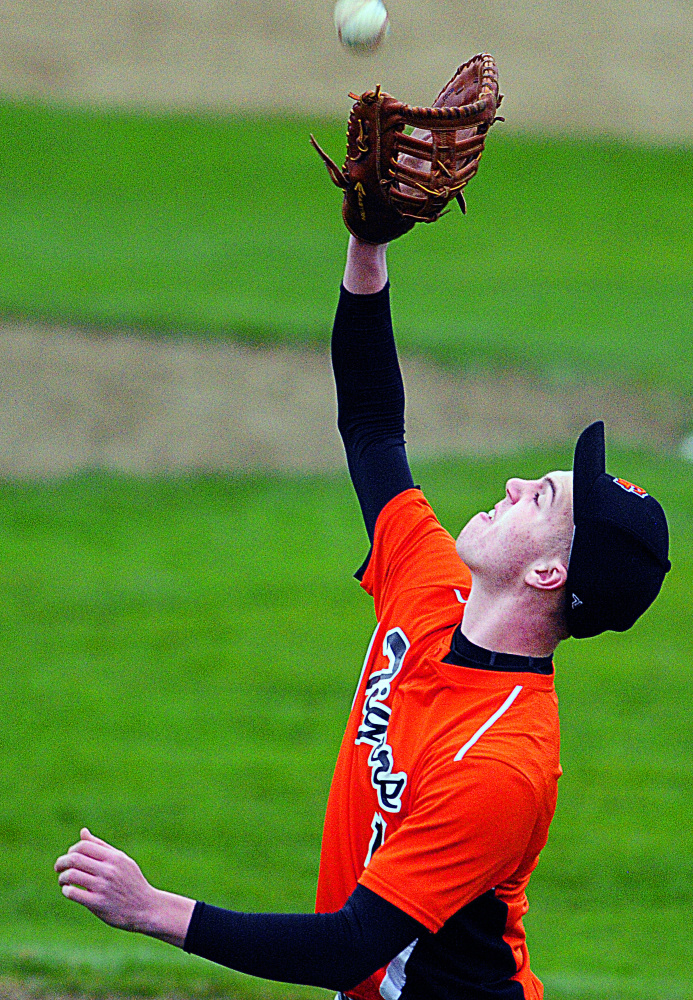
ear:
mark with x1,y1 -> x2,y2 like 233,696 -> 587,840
524,559 -> 568,592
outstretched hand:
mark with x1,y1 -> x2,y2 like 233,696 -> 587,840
54,828 -> 195,946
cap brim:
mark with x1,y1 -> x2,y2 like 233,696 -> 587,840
572,420 -> 605,519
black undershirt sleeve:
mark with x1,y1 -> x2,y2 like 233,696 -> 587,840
183,882 -> 427,992
331,283 -> 415,560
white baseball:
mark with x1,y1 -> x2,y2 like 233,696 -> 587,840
334,0 -> 390,54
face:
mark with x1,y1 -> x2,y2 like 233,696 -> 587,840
456,471 -> 574,591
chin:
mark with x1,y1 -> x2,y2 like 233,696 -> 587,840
455,530 -> 476,568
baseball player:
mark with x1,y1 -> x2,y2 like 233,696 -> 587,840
55,60 -> 670,1000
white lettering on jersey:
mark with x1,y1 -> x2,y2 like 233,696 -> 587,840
352,623 -> 380,710
355,627 -> 409,813
364,812 -> 387,867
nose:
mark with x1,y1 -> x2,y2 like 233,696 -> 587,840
506,477 -> 537,503
505,478 -> 524,503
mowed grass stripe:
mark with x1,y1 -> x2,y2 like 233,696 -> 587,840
0,450 -> 691,996
1,100 -> 692,388
1,942 -> 690,1000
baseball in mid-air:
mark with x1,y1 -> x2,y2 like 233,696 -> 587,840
334,0 -> 390,54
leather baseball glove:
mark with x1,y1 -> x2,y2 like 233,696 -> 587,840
310,53 -> 503,244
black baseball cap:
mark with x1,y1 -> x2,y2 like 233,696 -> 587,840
566,421 -> 671,639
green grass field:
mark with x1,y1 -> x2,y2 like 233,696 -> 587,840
1,97 -> 691,999
1,100 -> 692,390
1,451 -> 691,1000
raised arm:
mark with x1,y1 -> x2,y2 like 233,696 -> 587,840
332,236 -> 415,547
321,58 -> 501,545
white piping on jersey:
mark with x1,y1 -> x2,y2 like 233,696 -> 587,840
351,623 -> 380,710
454,588 -> 467,604
453,684 -> 524,762
380,938 -> 418,1000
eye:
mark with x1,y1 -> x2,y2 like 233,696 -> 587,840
533,491 -> 540,505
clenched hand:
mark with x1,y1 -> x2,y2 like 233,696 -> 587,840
54,827 -> 195,946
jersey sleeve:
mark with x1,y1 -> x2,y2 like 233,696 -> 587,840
358,755 -> 538,932
360,488 -> 472,636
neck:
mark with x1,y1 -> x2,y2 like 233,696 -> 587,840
461,577 -> 563,659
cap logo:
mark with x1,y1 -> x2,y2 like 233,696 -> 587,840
571,593 -> 583,609
614,477 -> 648,498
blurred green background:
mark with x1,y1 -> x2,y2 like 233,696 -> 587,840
1,101 -> 692,386
1,451 -> 692,1000
1,17 -> 692,1000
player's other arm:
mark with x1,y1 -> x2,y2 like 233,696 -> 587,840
54,828 -> 426,992
332,236 -> 415,545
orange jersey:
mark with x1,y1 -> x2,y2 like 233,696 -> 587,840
315,489 -> 562,1000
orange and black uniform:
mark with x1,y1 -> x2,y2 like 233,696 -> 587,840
184,284 -> 561,1000
317,489 -> 560,1000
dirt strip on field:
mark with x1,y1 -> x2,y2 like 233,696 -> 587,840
1,0 -> 692,143
0,320 -> 689,479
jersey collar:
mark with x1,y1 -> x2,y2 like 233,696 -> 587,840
443,626 -> 554,675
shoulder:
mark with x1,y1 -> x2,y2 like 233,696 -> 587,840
404,670 -> 561,806
361,489 -> 472,629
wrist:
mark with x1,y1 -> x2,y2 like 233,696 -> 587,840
142,887 -> 196,947
343,236 -> 389,295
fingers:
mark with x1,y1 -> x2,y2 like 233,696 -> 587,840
61,883 -> 98,907
54,830 -> 154,933
57,867 -> 101,892
81,828 -> 114,849
54,831 -> 118,886
55,851 -> 105,878
64,839 -> 115,862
